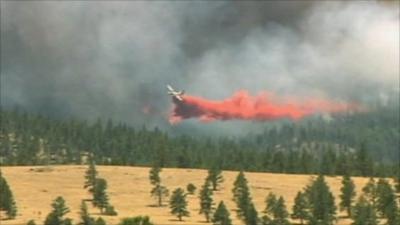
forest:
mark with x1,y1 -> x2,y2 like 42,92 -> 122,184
0,99 -> 398,178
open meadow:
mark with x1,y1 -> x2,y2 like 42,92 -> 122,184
1,165 -> 375,225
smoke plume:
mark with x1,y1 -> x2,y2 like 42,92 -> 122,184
1,1 -> 398,135
170,91 -> 360,123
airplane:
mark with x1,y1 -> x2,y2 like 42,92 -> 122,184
167,84 -> 184,101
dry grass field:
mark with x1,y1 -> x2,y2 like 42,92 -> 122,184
1,165 -> 374,225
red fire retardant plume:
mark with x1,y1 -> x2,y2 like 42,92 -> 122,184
169,90 -> 360,124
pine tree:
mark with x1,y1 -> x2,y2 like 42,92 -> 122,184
79,201 -> 94,225
27,220 -> 36,225
394,172 -> 400,193
199,180 -> 214,222
149,165 -> 168,206
151,185 -> 169,207
263,192 -> 277,223
362,177 -> 377,207
186,183 -> 196,195
212,201 -> 232,225
104,204 -> 118,216
375,178 -> 398,225
232,171 -> 247,203
274,197 -> 290,225
169,188 -> 189,221
149,165 -> 161,186
291,191 -> 310,225
356,143 -> 373,176
0,171 -> 17,219
44,196 -> 72,225
351,196 -> 378,225
339,174 -> 356,217
244,203 -> 259,225
95,218 -> 107,225
304,175 -> 337,225
393,207 -> 400,225
232,171 -> 250,219
206,167 -> 224,191
84,160 -> 98,194
93,178 -> 109,213
263,194 -> 290,225
118,216 -> 154,225
232,171 -> 258,224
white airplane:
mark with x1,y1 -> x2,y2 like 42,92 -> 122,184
167,84 -> 184,101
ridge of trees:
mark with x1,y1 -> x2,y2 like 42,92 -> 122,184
0,106 -> 398,178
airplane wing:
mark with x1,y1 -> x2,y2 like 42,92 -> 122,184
175,95 -> 183,101
167,85 -> 174,92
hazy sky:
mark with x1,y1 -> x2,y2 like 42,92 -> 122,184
1,1 -> 398,135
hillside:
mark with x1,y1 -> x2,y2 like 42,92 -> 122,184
1,107 -> 399,177
1,165 -> 377,225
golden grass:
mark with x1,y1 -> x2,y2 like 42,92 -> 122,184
1,165 -> 374,225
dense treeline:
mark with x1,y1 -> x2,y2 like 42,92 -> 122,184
0,102 -> 398,177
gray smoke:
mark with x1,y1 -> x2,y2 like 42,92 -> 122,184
1,1 -> 398,135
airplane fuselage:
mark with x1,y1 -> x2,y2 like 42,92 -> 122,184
167,85 -> 184,101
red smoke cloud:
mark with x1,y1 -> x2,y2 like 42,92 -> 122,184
169,90 -> 361,124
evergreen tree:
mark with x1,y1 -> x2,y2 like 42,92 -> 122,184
394,172 -> 400,193
319,148 -> 336,175
232,171 -> 252,220
291,191 -> 310,225
375,178 -> 398,224
26,220 -> 36,225
212,201 -> 232,225
150,185 -> 169,207
232,171 -> 258,224
118,216 -> 154,225
44,196 -> 72,225
199,180 -> 214,222
351,196 -> 378,225
149,165 -> 168,206
78,201 -> 94,225
84,160 -> 98,194
206,167 -> 224,191
104,205 -> 118,216
356,143 -> 373,176
186,183 -> 196,195
244,203 -> 259,225
232,171 -> 248,204
274,197 -> 290,225
263,192 -> 278,223
93,178 -> 109,213
304,175 -> 336,225
339,174 -> 356,217
263,194 -> 290,225
0,171 -> 17,219
394,208 -> 400,225
95,218 -> 107,225
149,165 -> 161,186
362,178 -> 378,207
169,188 -> 189,221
